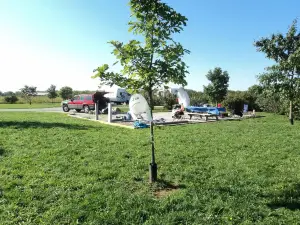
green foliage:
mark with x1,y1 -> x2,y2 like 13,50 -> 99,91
2,112 -> 300,223
4,95 -> 18,104
254,19 -> 300,122
254,20 -> 300,75
162,91 -> 177,110
46,85 -> 58,102
203,67 -> 230,105
2,91 -> 15,96
256,92 -> 287,115
59,86 -> 73,100
20,85 -> 37,105
92,0 -> 189,109
222,91 -> 247,112
186,89 -> 209,105
222,88 -> 261,112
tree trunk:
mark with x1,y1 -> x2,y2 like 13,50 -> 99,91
289,100 -> 294,125
148,89 -> 154,110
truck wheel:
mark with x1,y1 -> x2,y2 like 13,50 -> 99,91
62,104 -> 70,112
83,105 -> 90,113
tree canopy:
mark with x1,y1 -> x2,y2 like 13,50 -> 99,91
20,85 -> 37,105
92,0 -> 190,108
47,85 -> 58,103
59,86 -> 73,100
254,19 -> 300,124
203,67 -> 230,105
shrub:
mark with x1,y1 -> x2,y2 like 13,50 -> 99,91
163,92 -> 177,110
187,90 -> 209,106
222,91 -> 247,112
4,95 -> 18,104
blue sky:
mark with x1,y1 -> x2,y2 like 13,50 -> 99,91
0,0 -> 299,92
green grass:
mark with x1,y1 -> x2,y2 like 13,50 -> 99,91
0,96 -> 62,104
0,103 -> 60,109
1,113 -> 300,224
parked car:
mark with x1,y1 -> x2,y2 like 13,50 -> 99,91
61,94 -> 95,113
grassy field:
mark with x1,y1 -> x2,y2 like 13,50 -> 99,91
1,113 -> 300,224
0,96 -> 62,104
0,103 -> 61,109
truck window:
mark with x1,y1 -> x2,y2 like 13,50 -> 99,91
80,96 -> 85,100
85,96 -> 92,100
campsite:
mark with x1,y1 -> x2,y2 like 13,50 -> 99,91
2,0 -> 300,224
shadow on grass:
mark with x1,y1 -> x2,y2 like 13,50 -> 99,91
0,146 -> 4,156
267,184 -> 300,211
0,121 -> 95,130
155,179 -> 187,189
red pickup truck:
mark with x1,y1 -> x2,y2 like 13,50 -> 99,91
61,94 -> 95,113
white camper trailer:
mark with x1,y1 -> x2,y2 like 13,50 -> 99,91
103,88 -> 131,104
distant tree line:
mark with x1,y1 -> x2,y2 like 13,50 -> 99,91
0,85 -> 96,104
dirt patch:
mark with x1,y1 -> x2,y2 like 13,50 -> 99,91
154,187 -> 180,198
152,180 -> 186,198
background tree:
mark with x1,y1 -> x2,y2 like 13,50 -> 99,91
92,0 -> 189,183
203,67 -> 230,106
3,91 -> 14,96
162,91 -> 177,110
47,84 -> 58,103
59,86 -> 73,100
92,0 -> 190,110
20,85 -> 37,105
254,19 -> 300,124
4,95 -> 18,104
0,91 -> 2,96
186,89 -> 209,106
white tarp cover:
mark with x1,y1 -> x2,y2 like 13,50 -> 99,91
177,87 -> 190,108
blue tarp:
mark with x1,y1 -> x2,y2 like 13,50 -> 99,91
133,121 -> 150,129
186,106 -> 226,115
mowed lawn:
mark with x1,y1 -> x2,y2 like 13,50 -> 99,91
0,103 -> 60,109
1,113 -> 300,224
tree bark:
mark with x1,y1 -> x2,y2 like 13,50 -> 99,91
289,100 -> 294,125
147,89 -> 154,111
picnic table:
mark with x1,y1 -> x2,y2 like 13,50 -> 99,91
187,112 -> 219,121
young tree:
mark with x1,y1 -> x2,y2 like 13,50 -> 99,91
47,84 -> 58,103
20,85 -> 37,105
92,0 -> 189,182
92,0 -> 189,110
59,86 -> 73,100
203,67 -> 230,106
254,19 -> 300,124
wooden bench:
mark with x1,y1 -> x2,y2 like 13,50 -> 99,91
187,113 -> 219,121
